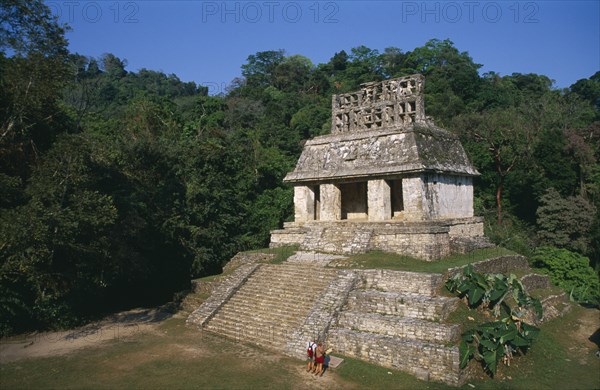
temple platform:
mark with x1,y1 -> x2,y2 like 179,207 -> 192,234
269,217 -> 491,261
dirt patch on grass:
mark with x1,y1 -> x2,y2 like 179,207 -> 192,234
0,309 -> 357,389
0,308 -> 169,364
2,305 -> 597,389
569,306 -> 600,365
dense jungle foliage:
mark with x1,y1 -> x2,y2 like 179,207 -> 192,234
1,1 -> 599,335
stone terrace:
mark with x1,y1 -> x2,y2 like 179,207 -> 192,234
327,268 -> 466,386
188,252 -> 567,386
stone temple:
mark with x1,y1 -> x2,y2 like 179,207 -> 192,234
188,77 -> 566,385
270,74 -> 487,260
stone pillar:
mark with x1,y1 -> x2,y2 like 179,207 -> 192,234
320,184 -> 341,221
401,176 -> 427,221
293,186 -> 315,222
367,180 -> 391,221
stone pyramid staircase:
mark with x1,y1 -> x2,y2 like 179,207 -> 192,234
188,262 -> 342,352
327,269 -> 466,386
187,252 -> 567,386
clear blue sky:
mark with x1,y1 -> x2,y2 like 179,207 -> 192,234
48,0 -> 599,94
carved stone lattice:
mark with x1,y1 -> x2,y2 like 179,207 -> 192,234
331,74 -> 425,134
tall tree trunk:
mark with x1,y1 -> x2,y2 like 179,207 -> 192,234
496,175 -> 504,225
495,148 -> 505,225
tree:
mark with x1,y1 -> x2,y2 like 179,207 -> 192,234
330,50 -> 348,72
0,134 -> 118,332
272,55 -> 313,93
0,0 -> 71,178
564,122 -> 600,200
569,71 -> 600,116
241,50 -> 285,90
380,47 -> 407,78
536,188 -> 596,255
453,107 -> 536,224
0,0 -> 68,57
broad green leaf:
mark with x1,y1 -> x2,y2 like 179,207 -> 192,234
480,339 -> 498,350
532,298 -> 544,319
513,334 -> 530,347
489,285 -> 507,301
469,287 -> 485,306
482,350 -> 498,375
464,264 -> 473,277
462,330 -> 475,342
459,341 -> 474,368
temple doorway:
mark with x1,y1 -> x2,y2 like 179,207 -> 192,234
340,182 -> 368,220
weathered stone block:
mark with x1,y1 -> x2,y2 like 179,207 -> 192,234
367,179 -> 391,221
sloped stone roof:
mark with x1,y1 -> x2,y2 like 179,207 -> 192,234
284,123 -> 479,183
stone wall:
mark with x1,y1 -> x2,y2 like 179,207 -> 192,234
447,255 -> 530,277
402,175 -> 428,221
424,174 -> 474,219
325,265 -> 467,386
336,312 -> 461,343
345,290 -> 459,321
331,75 -> 426,134
369,230 -> 451,260
359,269 -> 443,295
270,219 -> 485,261
269,226 -> 306,247
327,330 -> 466,386
447,217 -> 485,238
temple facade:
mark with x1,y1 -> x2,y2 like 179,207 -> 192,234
270,75 -> 489,260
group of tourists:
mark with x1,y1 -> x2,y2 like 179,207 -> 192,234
306,340 -> 326,376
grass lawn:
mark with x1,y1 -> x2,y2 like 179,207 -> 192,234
327,247 -> 517,273
0,317 -> 313,390
1,305 -> 598,389
2,247 -> 598,389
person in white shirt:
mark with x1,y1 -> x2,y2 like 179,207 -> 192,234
306,340 -> 317,372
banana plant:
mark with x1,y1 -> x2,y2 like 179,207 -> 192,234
447,266 -> 543,376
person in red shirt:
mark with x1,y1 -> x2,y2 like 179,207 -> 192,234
314,342 -> 325,376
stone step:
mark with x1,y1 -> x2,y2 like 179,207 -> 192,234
326,329 -> 465,386
204,322 -> 289,351
222,299 -> 313,318
208,312 -> 303,329
219,297 -> 312,316
208,313 -> 302,336
336,312 -> 461,343
242,274 -> 335,288
345,290 -> 460,321
237,278 -> 333,293
233,275 -> 331,294
248,271 -> 337,281
232,288 -> 330,301
359,269 -> 444,295
187,263 -> 260,328
230,288 -> 325,304
251,264 -> 338,278
212,310 -> 304,329
202,263 -> 336,349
